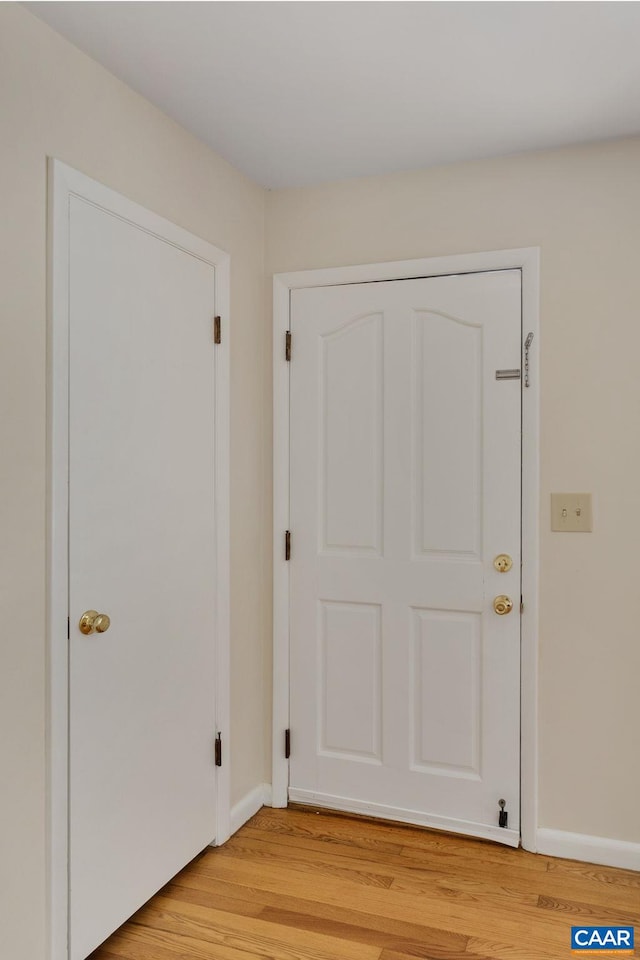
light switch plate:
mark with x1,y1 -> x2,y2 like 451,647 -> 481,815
551,493 -> 593,532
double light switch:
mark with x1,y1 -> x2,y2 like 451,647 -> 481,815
550,493 -> 593,532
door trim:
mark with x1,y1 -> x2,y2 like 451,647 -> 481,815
47,159 -> 231,960
272,248 -> 540,852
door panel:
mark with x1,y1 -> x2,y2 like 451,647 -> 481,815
412,608 -> 481,777
321,313 -> 383,555
69,197 -> 217,959
320,600 -> 382,761
414,310 -> 482,557
289,271 -> 521,844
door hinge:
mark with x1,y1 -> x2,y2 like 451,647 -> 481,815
285,330 -> 292,362
498,799 -> 508,828
285,728 -> 291,759
285,530 -> 291,561
213,315 -> 222,344
215,732 -> 222,767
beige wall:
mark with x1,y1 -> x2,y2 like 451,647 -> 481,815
266,137 -> 640,846
0,6 -> 267,958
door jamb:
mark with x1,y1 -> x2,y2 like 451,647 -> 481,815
47,159 -> 231,960
272,248 -> 540,852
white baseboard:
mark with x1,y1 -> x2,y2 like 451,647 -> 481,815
229,783 -> 272,836
537,828 -> 640,872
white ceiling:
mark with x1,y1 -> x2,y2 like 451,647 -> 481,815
25,1 -> 640,189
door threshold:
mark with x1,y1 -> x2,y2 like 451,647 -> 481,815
288,790 -> 520,848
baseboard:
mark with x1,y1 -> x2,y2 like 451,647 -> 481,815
537,828 -> 640,872
229,783 -> 272,836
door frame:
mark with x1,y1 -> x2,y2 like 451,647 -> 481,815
272,247 -> 540,851
46,159 -> 231,960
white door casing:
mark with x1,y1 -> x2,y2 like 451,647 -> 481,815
273,250 -> 539,849
47,161 -> 230,960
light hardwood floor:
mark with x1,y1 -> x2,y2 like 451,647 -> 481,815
91,806 -> 639,960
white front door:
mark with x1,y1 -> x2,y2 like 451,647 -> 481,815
289,270 -> 521,845
67,194 -> 219,958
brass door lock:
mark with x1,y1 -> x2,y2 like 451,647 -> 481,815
493,554 -> 513,573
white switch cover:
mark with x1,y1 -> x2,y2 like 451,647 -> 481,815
551,493 -> 593,532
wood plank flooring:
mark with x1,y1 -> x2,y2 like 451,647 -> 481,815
90,806 -> 639,960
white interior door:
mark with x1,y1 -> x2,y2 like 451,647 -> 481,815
68,195 -> 218,958
289,270 -> 521,845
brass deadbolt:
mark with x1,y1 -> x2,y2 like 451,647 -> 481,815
79,610 -> 111,635
493,554 -> 513,573
493,595 -> 513,616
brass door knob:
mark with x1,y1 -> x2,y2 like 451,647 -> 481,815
79,610 -> 111,635
493,595 -> 513,616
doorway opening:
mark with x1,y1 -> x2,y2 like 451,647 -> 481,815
272,249 -> 539,851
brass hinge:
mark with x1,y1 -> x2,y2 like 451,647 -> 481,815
285,530 -> 291,561
285,728 -> 291,759
214,732 -> 222,767
285,331 -> 292,361
213,316 -> 222,344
